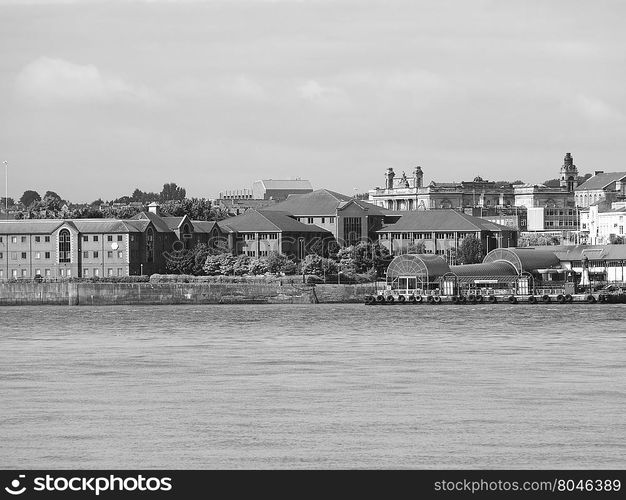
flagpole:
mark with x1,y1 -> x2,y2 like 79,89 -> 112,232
3,160 -> 7,219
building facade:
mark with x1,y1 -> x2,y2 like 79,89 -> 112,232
574,171 -> 626,208
376,210 -> 517,263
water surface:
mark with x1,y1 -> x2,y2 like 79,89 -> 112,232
1,304 -> 625,469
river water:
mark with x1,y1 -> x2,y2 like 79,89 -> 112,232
1,304 -> 625,469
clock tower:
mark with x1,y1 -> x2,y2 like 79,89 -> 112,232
560,152 -> 578,192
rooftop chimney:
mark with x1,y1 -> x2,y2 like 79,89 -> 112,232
148,202 -> 159,214
594,170 -> 604,176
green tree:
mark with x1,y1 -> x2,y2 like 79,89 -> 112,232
407,240 -> 426,254
19,190 -> 41,208
160,182 -> 186,201
457,235 -> 483,264
266,251 -> 297,275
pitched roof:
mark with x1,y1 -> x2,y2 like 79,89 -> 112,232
130,211 -> 172,233
0,219 -> 66,234
264,189 -> 391,216
219,210 -> 331,234
256,179 -> 313,190
377,210 -> 511,232
550,245 -> 626,261
576,172 -> 626,191
191,220 -> 218,233
71,219 -> 139,233
161,216 -> 185,230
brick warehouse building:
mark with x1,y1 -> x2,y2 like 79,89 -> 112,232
0,205 -> 223,280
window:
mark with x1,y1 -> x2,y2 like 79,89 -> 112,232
117,235 -> 123,241
117,268 -> 123,276
307,217 -> 314,224
67,269 -> 71,277
118,251 -> 123,259
329,217 -> 335,223
343,217 -> 362,246
146,228 -> 154,263
21,269 -> 27,277
35,269 -> 41,276
258,234 -> 268,240
93,235 -> 98,242
35,236 -> 41,243
12,269 -> 17,278
268,233 -> 278,240
0,270 -> 2,278
59,229 -> 71,263
130,235 -> 136,242
0,252 -> 2,259
11,252 -> 17,260
107,235 -> 113,242
21,236 -> 26,243
107,251 -> 113,258
94,269 -> 99,277
45,269 -> 50,277
83,251 -> 89,258
321,217 -> 326,224
259,250 -> 268,257
83,236 -> 88,242
93,251 -> 99,258
0,237 -> 2,242
45,236 -> 50,242
45,252 -> 50,259
21,252 -> 27,259
107,268 -> 113,276
84,268 -> 90,277
59,269 -> 65,277
11,236 -> 17,244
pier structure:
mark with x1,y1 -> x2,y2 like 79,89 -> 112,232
366,247 -> 622,305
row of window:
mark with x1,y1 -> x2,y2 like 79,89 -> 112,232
83,251 -> 125,259
240,233 -> 279,240
0,250 -> 125,260
83,235 -> 124,242
0,252 -> 51,260
245,250 -> 270,257
0,234 -> 126,244
380,232 -> 479,240
0,267 -> 127,278
0,236 -> 51,244
297,217 -> 335,224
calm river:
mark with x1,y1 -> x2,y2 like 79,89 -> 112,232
1,304 -> 625,469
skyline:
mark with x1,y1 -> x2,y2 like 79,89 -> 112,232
1,0 -> 626,203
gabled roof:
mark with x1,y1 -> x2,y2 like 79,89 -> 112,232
264,189 -> 391,216
219,210 -> 331,234
191,220 -> 218,233
130,211 -> 172,233
576,172 -> 626,191
0,219 -> 67,234
161,216 -> 184,230
377,210 -> 511,233
255,179 -> 313,190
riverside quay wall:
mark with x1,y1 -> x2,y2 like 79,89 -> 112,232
0,280 -> 377,306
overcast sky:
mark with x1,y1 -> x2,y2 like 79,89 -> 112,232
1,0 -> 625,203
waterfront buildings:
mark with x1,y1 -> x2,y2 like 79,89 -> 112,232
263,189 -> 399,246
579,201 -> 626,244
376,210 -> 517,262
575,171 -> 626,208
218,209 -> 332,259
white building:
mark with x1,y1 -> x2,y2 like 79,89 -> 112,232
580,201 -> 626,244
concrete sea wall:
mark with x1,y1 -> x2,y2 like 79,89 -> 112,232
0,281 -> 376,306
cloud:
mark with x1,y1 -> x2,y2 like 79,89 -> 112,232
15,57 -> 157,106
570,94 -> 625,123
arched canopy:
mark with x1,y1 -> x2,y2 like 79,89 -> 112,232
386,254 -> 451,283
483,248 -> 561,274
450,261 -> 518,277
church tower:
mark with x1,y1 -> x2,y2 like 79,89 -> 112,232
413,166 -> 423,188
560,152 -> 578,192
385,167 -> 395,189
